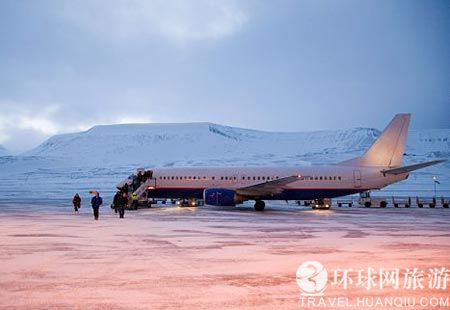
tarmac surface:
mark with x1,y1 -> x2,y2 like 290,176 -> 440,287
0,203 -> 449,309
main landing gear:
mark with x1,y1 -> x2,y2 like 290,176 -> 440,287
254,200 -> 265,211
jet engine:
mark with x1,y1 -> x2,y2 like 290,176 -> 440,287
203,188 -> 242,206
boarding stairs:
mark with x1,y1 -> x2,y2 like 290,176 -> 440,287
133,178 -> 156,200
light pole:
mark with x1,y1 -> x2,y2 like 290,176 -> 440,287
433,176 -> 438,199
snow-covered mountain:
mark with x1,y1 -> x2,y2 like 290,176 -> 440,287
0,123 -> 448,203
25,123 -> 380,167
404,130 -> 450,159
0,145 -> 9,156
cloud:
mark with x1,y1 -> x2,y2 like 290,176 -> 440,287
0,100 -> 88,152
0,98 -> 160,152
59,0 -> 248,43
0,102 -> 78,138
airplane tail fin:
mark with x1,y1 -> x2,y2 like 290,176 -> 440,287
339,113 -> 411,168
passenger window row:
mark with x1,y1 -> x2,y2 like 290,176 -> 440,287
158,175 -> 342,181
302,176 -> 342,181
159,176 -> 209,180
239,176 -> 280,181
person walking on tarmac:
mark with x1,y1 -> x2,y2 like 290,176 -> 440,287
91,191 -> 103,220
72,193 -> 81,213
118,192 -> 128,218
112,191 -> 121,214
131,192 -> 139,210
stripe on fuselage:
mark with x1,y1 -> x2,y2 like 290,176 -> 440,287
147,187 -> 366,201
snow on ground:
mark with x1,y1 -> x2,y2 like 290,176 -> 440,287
0,123 -> 448,205
0,203 -> 449,309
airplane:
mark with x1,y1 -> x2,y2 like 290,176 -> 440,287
117,114 -> 446,211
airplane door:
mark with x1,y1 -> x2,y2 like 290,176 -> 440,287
147,178 -> 157,199
150,178 -> 157,188
353,170 -> 362,188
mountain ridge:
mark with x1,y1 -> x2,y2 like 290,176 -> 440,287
22,122 -> 450,168
0,124 -> 448,201
24,122 -> 383,167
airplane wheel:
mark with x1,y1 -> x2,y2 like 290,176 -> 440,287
254,200 -> 265,211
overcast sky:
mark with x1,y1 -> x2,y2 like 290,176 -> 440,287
0,0 -> 449,153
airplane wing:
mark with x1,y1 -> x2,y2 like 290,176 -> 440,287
236,176 -> 300,197
381,159 -> 447,175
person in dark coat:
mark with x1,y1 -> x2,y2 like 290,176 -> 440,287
112,191 -> 121,214
144,170 -> 153,181
72,193 -> 81,213
137,171 -> 144,185
91,191 -> 103,220
122,183 -> 129,194
117,192 -> 128,219
132,176 -> 140,192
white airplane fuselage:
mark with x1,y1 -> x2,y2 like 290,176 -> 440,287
147,166 -> 408,201
119,114 -> 445,210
